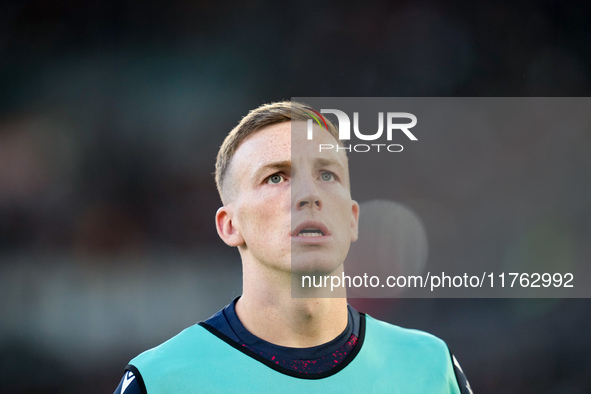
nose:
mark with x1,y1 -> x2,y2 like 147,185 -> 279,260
293,176 -> 322,210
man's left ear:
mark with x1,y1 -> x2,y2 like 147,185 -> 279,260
351,200 -> 360,242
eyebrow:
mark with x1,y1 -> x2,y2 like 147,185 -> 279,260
314,157 -> 344,172
252,160 -> 291,181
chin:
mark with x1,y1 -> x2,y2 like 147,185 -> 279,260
289,256 -> 343,277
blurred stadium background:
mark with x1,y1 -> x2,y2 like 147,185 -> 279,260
1,1 -> 590,392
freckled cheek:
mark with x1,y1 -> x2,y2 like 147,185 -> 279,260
243,202 -> 289,240
237,187 -> 290,238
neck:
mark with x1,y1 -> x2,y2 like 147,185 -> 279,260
236,259 -> 348,348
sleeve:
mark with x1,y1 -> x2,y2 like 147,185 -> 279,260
113,369 -> 146,394
451,353 -> 473,394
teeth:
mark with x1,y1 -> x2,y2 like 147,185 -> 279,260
297,230 -> 324,237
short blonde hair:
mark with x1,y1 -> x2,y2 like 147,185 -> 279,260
215,101 -> 340,202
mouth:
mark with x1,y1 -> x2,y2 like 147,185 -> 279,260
291,221 -> 330,238
296,228 -> 325,237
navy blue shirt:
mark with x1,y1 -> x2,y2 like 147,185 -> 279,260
114,298 -> 472,393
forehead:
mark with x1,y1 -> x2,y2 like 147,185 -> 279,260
231,121 -> 347,175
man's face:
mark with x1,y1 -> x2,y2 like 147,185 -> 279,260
225,121 -> 359,275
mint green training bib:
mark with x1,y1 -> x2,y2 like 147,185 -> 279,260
129,314 -> 461,393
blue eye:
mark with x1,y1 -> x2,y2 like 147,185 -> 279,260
268,174 -> 284,184
321,172 -> 334,181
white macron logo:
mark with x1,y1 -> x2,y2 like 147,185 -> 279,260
121,371 -> 136,393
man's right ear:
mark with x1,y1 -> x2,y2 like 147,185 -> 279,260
215,206 -> 244,247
